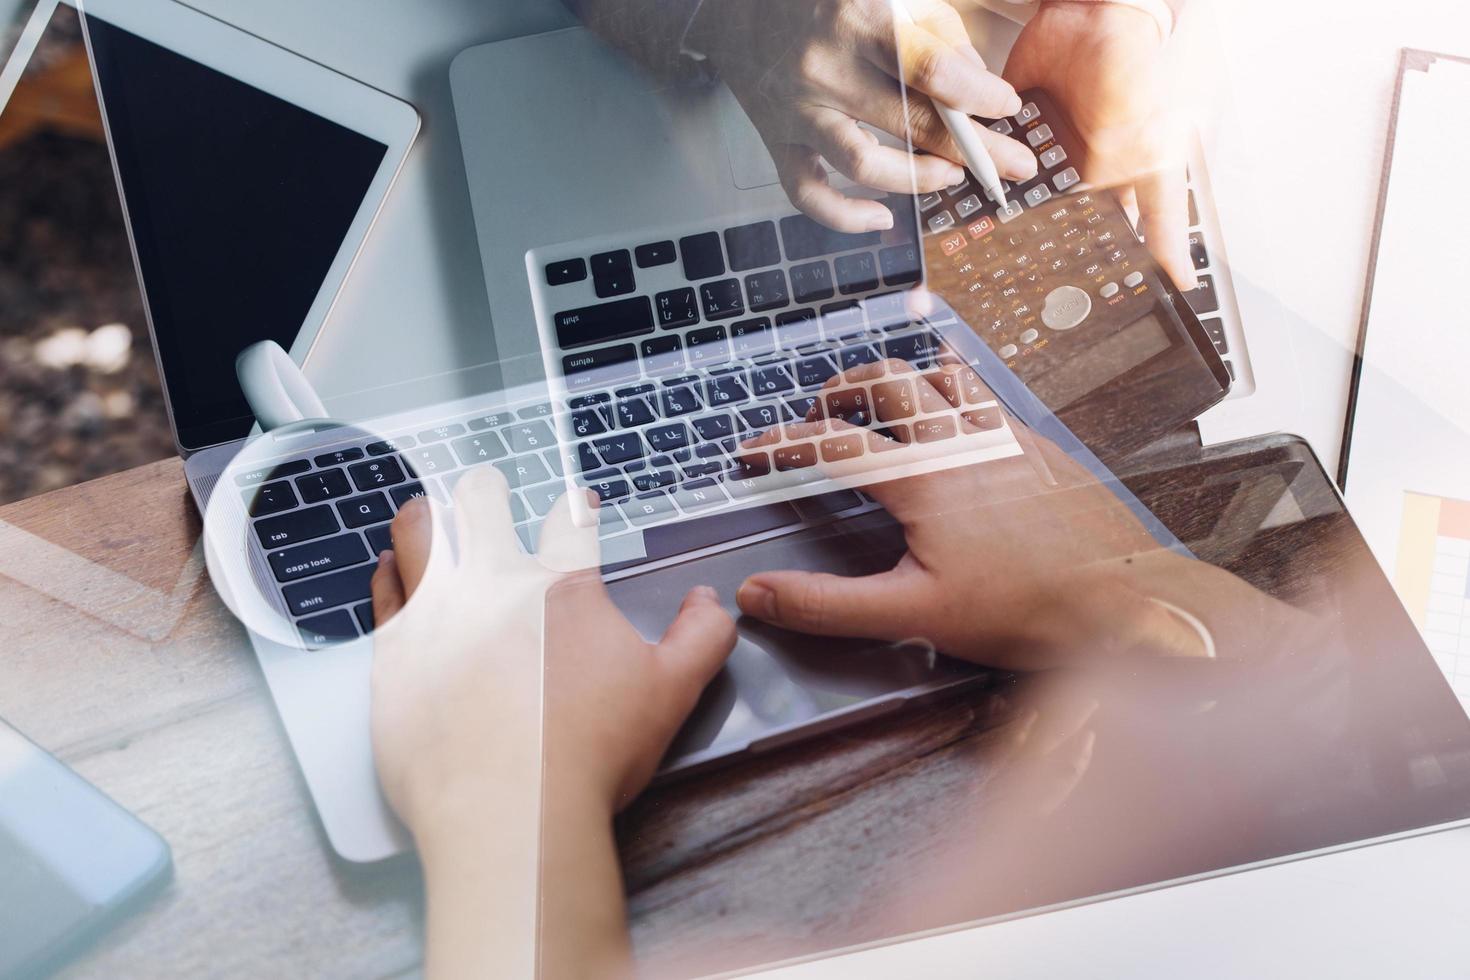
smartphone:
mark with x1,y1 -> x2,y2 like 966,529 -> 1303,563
0,721 -> 171,979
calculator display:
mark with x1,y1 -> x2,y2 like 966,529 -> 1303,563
1029,312 -> 1171,408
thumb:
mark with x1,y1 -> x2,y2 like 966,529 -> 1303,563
736,568 -> 923,640
655,586 -> 738,698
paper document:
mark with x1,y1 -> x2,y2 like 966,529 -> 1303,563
1344,51 -> 1470,702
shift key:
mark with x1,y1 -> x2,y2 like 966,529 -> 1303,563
283,562 -> 377,616
554,296 -> 653,349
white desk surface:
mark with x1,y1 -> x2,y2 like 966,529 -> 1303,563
186,0 -> 1470,974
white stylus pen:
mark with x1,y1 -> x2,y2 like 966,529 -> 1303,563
891,0 -> 1009,209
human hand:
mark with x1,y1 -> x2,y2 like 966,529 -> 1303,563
368,468 -> 737,838
1004,1 -> 1199,290
733,361 -> 1236,668
686,0 -> 1037,232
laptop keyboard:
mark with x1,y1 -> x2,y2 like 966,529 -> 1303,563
535,202 -> 1022,531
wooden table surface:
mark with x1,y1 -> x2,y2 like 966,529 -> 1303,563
0,437 -> 1384,977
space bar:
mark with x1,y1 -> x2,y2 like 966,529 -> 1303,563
640,502 -> 803,562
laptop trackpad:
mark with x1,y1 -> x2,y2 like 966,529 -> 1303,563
717,85 -> 782,189
606,512 -> 981,766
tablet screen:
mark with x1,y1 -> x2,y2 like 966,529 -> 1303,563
81,9 -> 387,449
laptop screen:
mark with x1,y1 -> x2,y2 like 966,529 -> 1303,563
75,6 -> 387,450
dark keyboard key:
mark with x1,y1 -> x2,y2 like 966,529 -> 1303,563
654,287 -> 699,329
773,442 -> 818,471
545,258 -> 586,286
879,243 -> 921,286
692,414 -> 735,441
840,344 -> 880,371
269,533 -> 369,583
466,411 -> 516,431
283,563 -> 377,617
506,420 -> 556,453
298,610 -> 358,647
820,432 -> 866,462
789,261 -> 835,303
862,290 -> 910,331
367,437 -> 415,456
349,457 -> 407,492
793,489 -> 864,521
391,482 -> 434,508
623,491 -> 678,527
680,231 -> 725,281
872,379 -> 917,422
632,470 -> 679,493
493,455 -> 552,487
338,492 -> 394,529
700,279 -> 745,321
793,354 -> 839,388
575,444 -> 602,474
354,602 -> 375,632
834,252 -> 880,294
744,270 -> 789,314
1201,317 -> 1228,355
616,397 -> 656,428
914,416 -> 958,443
704,373 -> 750,407
1186,275 -> 1219,315
775,308 -> 820,346
571,409 -> 608,438
235,459 -> 310,487
818,301 -> 865,337
254,504 -> 338,549
739,404 -> 787,431
450,431 -> 509,466
961,407 -> 1004,431
645,422 -> 691,453
593,433 -> 645,466
786,394 -> 825,423
779,212 -> 881,261
749,363 -> 795,396
404,444 -> 455,478
554,296 -> 654,349
244,481 -> 298,517
1188,232 -> 1210,270
562,343 -> 640,391
730,317 -> 775,358
826,387 -> 872,427
729,451 -> 771,481
365,524 -> 393,555
883,331 -> 943,365
417,424 -> 467,443
640,334 -> 684,374
659,385 -> 702,417
295,469 -> 351,504
587,473 -> 632,502
686,325 -> 731,367
724,221 -> 782,272
313,448 -> 364,468
590,249 -> 635,298
636,240 -> 676,268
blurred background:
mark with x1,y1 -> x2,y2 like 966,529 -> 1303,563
0,3 -> 173,506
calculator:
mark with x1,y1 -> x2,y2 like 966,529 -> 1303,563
917,88 -> 1232,462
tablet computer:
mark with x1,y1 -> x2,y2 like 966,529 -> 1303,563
69,0 -> 418,451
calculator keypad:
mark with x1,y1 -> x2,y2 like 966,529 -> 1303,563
919,90 -> 1163,391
